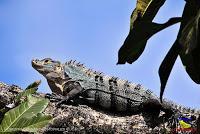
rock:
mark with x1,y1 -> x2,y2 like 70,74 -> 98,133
0,81 -> 196,134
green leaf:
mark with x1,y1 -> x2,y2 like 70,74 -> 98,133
0,108 -> 8,115
0,108 -> 9,125
15,113 -> 52,132
15,80 -> 41,103
159,1 -> 200,101
130,0 -> 165,29
117,0 -> 181,64
25,80 -> 41,90
15,88 -> 37,103
0,95 -> 49,132
159,40 -> 180,102
179,8 -> 200,84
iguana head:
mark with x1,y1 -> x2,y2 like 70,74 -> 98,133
32,58 -> 96,94
32,58 -> 67,94
32,58 -> 88,81
32,58 -> 62,75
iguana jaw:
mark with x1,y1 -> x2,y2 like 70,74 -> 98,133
32,59 -> 44,71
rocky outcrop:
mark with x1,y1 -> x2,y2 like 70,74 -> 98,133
0,81 -> 199,134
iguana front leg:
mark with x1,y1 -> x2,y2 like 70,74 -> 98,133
45,93 -> 64,101
56,82 -> 83,106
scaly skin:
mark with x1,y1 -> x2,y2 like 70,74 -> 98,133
32,58 -> 199,128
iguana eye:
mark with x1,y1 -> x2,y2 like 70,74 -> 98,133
44,59 -> 52,64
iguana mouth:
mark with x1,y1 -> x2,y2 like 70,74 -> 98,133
31,59 -> 43,69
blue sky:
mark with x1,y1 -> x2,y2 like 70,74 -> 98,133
0,0 -> 199,108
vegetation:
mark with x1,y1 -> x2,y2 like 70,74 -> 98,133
118,0 -> 200,102
0,81 -> 52,133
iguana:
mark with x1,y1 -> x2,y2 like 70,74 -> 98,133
31,58 -> 199,129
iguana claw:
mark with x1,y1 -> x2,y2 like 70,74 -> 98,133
45,93 -> 64,102
56,96 -> 69,107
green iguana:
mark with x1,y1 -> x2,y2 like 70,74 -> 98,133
32,58 -> 199,129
